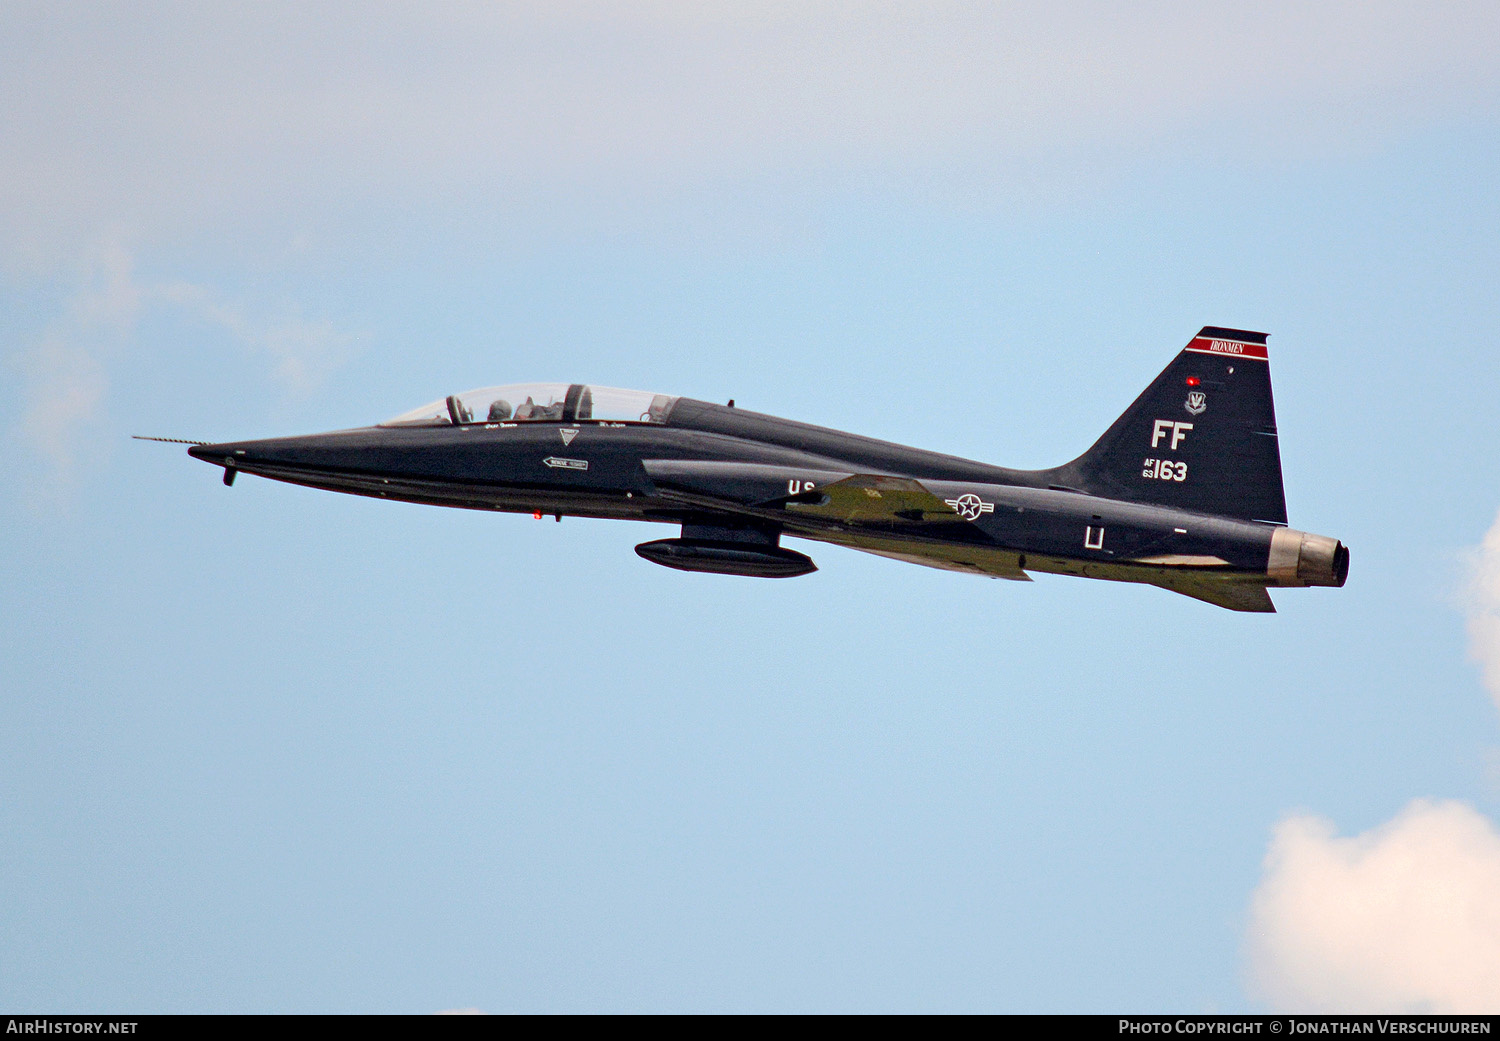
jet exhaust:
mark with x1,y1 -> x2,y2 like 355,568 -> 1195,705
1268,528 -> 1350,588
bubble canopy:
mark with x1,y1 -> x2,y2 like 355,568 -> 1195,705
381,383 -> 678,427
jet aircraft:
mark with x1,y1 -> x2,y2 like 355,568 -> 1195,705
173,327 -> 1348,612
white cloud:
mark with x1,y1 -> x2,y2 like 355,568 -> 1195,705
1466,508 -> 1500,714
156,281 -> 356,396
1247,514 -> 1500,1013
1246,799 -> 1500,1013
7,242 -> 141,494
13,334 -> 110,492
4,242 -> 357,492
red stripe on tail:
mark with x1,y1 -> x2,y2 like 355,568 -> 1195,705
1184,336 -> 1269,360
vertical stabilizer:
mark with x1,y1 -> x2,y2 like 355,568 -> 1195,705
1051,327 -> 1288,524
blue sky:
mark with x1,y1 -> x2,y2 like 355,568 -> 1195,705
4,3 -> 1500,1013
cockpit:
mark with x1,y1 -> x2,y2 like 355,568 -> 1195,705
380,383 -> 678,428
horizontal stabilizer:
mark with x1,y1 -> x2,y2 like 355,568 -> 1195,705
1152,576 -> 1276,613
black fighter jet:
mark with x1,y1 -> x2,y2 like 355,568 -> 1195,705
176,326 -> 1347,612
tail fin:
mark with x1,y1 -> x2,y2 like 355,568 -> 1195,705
1051,327 -> 1288,524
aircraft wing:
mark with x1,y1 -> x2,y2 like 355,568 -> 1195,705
783,473 -> 967,525
641,460 -> 1029,579
643,461 -> 963,525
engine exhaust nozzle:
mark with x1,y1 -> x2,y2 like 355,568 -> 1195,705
1268,528 -> 1350,588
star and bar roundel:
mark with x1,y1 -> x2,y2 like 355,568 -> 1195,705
944,493 -> 995,521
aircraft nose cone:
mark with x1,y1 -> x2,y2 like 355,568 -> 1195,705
187,443 -> 228,464
187,435 -> 322,468
188,439 -> 265,469
186,429 -> 389,486
188,440 -> 252,485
